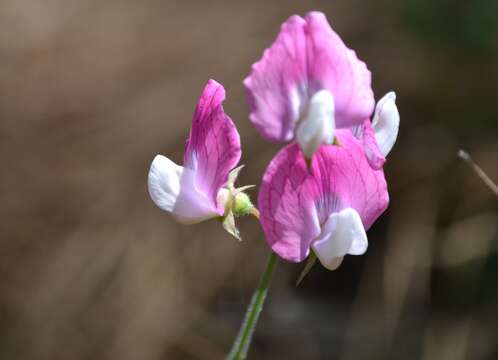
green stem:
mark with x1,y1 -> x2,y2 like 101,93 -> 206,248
226,251 -> 278,360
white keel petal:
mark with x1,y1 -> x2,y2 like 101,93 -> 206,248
311,208 -> 368,270
296,90 -> 336,158
148,155 -> 219,224
372,92 -> 399,157
148,155 -> 183,212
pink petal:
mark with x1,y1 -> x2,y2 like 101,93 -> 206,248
258,143 -> 321,262
244,12 -> 374,142
244,15 -> 308,142
360,119 -> 386,169
184,80 -> 241,214
310,131 -> 389,230
259,132 -> 389,263
305,12 -> 374,128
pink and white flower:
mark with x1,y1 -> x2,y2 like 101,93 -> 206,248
251,11 -> 401,269
244,11 -> 375,158
371,92 -> 400,158
148,80 -> 242,225
351,91 -> 399,171
258,128 -> 393,270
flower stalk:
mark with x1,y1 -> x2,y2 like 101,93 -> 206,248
226,244 -> 278,359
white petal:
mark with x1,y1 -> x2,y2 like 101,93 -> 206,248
311,208 -> 368,270
172,169 -> 220,224
148,155 -> 219,224
296,90 -> 335,158
148,155 -> 183,212
325,257 -> 344,271
372,92 -> 399,157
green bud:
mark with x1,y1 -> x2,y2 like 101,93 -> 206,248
233,192 -> 254,216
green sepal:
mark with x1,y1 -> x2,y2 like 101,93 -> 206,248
221,210 -> 241,241
235,184 -> 256,193
295,251 -> 318,286
305,156 -> 312,169
227,164 -> 245,187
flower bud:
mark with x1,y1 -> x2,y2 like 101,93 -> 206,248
233,192 -> 254,216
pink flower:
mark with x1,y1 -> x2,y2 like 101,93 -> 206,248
352,92 -> 400,170
258,128 -> 392,270
244,11 -> 375,158
249,11 -> 401,267
148,80 -> 242,225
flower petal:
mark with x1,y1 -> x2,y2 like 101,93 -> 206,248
173,166 -> 221,224
296,90 -> 335,158
372,92 -> 399,157
311,132 -> 389,230
258,143 -> 321,262
244,15 -> 308,142
148,155 -> 219,224
312,207 -> 368,270
259,132 -> 389,264
148,155 -> 183,212
184,80 -> 242,214
245,12 -> 374,142
305,12 -> 374,128
361,119 -> 386,170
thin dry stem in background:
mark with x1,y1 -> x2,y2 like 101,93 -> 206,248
458,150 -> 498,197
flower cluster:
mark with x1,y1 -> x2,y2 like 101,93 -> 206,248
148,11 -> 399,271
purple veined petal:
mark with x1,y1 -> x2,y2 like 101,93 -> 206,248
259,131 -> 389,264
360,119 -> 386,170
148,155 -> 219,224
305,12 -> 374,128
349,119 -> 386,170
310,131 -> 389,230
258,143 -> 321,262
311,208 -> 368,270
245,11 -> 374,143
244,15 -> 308,142
183,80 -> 242,214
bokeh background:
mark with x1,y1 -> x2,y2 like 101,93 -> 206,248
1,1 -> 497,359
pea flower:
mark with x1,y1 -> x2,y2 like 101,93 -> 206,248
148,80 -> 252,239
244,11 -> 375,158
350,92 -> 398,174
258,126 -> 396,270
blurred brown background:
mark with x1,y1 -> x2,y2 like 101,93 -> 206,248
1,1 -> 497,359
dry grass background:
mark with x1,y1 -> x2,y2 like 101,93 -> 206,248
0,1 -> 497,359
